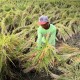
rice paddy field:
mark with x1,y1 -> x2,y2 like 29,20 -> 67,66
0,0 -> 80,80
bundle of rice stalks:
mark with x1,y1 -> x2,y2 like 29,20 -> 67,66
59,62 -> 80,80
69,19 -> 80,33
70,54 -> 80,65
56,23 -> 74,41
20,42 -> 62,74
56,43 -> 80,63
57,43 -> 80,54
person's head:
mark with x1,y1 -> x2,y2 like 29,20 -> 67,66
38,15 -> 50,29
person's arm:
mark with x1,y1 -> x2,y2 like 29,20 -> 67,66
49,28 -> 56,46
37,28 -> 43,49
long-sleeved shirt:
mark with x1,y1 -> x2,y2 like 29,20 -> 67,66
37,24 -> 56,48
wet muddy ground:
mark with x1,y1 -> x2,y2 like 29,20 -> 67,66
66,32 -> 80,49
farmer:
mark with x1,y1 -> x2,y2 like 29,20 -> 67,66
37,15 -> 56,49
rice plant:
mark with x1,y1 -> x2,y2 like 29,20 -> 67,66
0,33 -> 28,80
59,62 -> 80,80
0,0 -> 80,80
